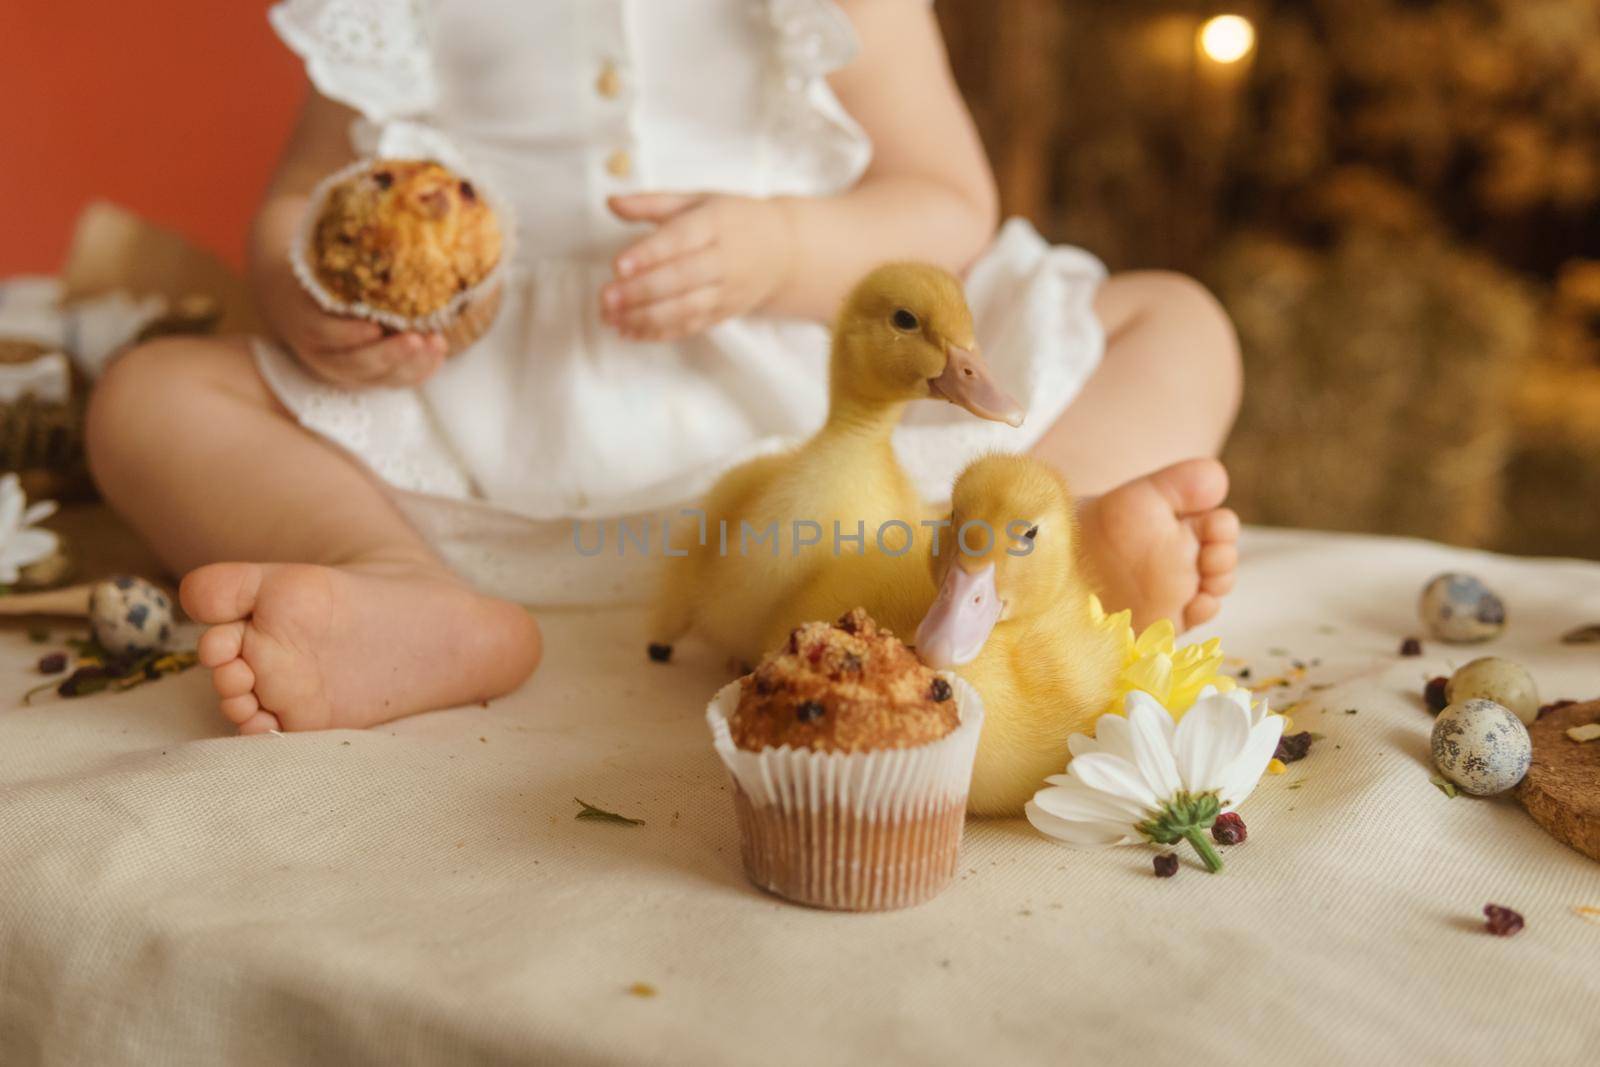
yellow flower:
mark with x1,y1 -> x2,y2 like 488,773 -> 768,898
1089,595 -> 1237,720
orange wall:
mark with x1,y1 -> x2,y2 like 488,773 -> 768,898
0,3 -> 304,276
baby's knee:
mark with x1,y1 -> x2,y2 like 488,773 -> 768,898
1102,271 -> 1241,388
86,336 -> 255,456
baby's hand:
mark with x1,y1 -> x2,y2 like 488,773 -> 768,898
602,193 -> 793,342
258,263 -> 447,388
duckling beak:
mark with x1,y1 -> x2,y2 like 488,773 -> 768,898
929,344 -> 1024,427
915,562 -> 1003,669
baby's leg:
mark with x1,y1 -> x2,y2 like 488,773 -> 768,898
86,337 -> 541,734
1032,272 -> 1243,631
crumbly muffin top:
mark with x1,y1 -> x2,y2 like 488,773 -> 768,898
730,608 -> 959,753
310,159 -> 502,319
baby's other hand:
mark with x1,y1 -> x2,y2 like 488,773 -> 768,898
259,266 -> 447,387
602,193 -> 793,342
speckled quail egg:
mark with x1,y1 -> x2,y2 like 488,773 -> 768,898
1430,698 -> 1532,796
1418,572 -> 1506,644
89,576 -> 175,658
1447,657 -> 1540,725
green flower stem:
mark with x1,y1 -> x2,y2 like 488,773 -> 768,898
1136,790 -> 1225,874
1183,827 -> 1224,873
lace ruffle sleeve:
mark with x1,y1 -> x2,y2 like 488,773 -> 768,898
268,0 -> 437,122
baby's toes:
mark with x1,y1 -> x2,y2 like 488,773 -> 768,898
1199,542 -> 1238,596
198,622 -> 245,668
238,710 -> 283,736
1198,507 -> 1241,547
219,692 -> 260,725
1184,592 -> 1222,630
211,657 -> 256,700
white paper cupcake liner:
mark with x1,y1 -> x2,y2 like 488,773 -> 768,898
707,674 -> 984,911
289,157 -> 515,349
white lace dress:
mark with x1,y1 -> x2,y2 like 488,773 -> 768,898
258,0 -> 1108,605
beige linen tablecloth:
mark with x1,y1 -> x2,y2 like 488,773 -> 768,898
2,527 -> 1598,1065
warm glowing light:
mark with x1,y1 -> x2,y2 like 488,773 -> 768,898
1199,14 -> 1256,64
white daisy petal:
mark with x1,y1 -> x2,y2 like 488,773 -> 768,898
1088,713 -> 1135,763
1218,716 -> 1286,809
1066,733 -> 1100,759
1031,777 -> 1150,824
6,528 -> 58,568
1067,752 -> 1161,809
1173,695 -> 1251,792
1125,700 -> 1182,797
1025,800 -> 1132,847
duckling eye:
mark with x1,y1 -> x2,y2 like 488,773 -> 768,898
891,308 -> 920,332
1024,525 -> 1038,541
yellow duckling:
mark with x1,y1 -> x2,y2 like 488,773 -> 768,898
914,454 -> 1126,815
648,263 -> 1023,667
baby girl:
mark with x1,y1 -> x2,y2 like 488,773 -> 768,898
86,0 -> 1240,735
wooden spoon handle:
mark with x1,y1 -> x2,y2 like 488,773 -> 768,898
0,584 -> 95,617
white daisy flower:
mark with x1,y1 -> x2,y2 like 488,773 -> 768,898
0,473 -> 59,585
1025,686 -> 1283,872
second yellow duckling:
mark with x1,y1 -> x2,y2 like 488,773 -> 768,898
648,263 -> 1022,668
915,453 -> 1126,815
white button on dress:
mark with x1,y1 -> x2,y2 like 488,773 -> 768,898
257,0 -> 1108,606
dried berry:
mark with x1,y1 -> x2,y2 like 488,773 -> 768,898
838,652 -> 863,674
787,629 -> 800,654
1483,904 -> 1524,937
930,677 -> 953,702
836,611 -> 859,634
752,674 -> 774,696
37,652 -> 68,675
807,645 -> 824,664
372,170 -> 393,189
458,179 -> 477,201
1424,676 -> 1449,714
1274,731 -> 1315,764
646,642 -> 672,664
796,700 -> 825,723
1399,636 -> 1423,656
1537,699 -> 1576,719
1211,812 -> 1247,845
1152,852 -> 1179,878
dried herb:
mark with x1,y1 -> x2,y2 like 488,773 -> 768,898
21,646 -> 197,705
627,982 -> 657,997
1429,775 -> 1459,798
36,652 -> 67,675
26,628 -> 50,645
574,798 -> 644,826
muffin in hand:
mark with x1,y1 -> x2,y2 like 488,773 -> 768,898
296,159 -> 506,352
707,608 -> 985,911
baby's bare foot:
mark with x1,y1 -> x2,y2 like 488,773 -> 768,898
1079,458 -> 1239,632
180,562 -> 541,734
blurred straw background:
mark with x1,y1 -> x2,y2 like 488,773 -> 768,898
937,0 -> 1600,559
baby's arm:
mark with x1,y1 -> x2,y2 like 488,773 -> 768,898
602,0 -> 996,338
775,0 -> 998,313
250,88 -> 447,387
